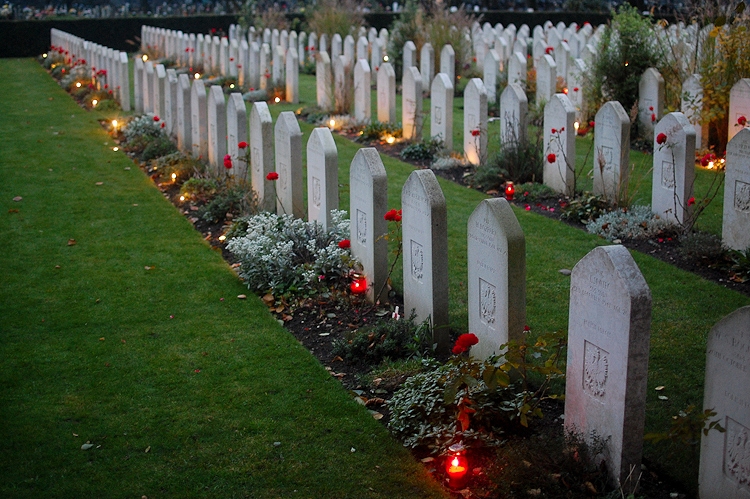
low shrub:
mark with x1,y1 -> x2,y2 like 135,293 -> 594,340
474,129 -> 543,190
561,193 -> 613,224
180,177 -> 218,202
357,121 -> 402,142
679,231 -> 726,262
199,181 -> 256,224
400,138 -> 444,163
332,312 -> 433,365
141,135 -> 177,161
227,210 -> 357,297
388,332 -> 566,454
586,205 -> 675,241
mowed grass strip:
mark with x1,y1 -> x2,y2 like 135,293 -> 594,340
0,58 -> 448,499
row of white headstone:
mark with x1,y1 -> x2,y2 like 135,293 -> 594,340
49,28 -> 131,111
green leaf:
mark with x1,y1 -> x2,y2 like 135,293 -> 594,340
737,1 -> 746,14
715,15 -> 726,27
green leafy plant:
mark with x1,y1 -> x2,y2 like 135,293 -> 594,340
357,121 -> 402,142
400,138 -> 444,163
729,247 -> 750,282
474,120 -> 543,190
141,135 -> 177,161
180,177 -> 218,202
561,193 -> 613,224
678,231 -> 726,262
645,405 -> 725,446
199,181 -> 256,224
388,330 -> 566,453
332,312 -> 433,365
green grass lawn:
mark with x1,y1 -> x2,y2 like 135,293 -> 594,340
3,59 -> 749,497
0,58 -> 448,499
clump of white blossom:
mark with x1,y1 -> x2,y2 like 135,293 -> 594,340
226,210 -> 357,296
122,113 -> 165,142
586,205 -> 674,241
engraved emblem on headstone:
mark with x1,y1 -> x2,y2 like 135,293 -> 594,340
312,177 -> 321,207
724,417 -> 750,488
735,180 -> 750,213
278,162 -> 287,191
410,240 -> 424,281
356,209 -> 367,244
583,340 -> 609,398
601,145 -> 614,171
479,278 -> 496,324
435,106 -> 442,125
661,160 -> 675,188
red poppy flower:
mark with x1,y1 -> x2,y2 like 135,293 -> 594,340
656,132 -> 667,144
547,153 -> 556,163
223,154 -> 232,169
338,239 -> 351,249
238,141 -> 248,149
266,172 -> 279,181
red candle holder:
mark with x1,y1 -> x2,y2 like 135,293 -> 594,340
445,443 -> 469,489
350,273 -> 367,295
505,181 -> 515,201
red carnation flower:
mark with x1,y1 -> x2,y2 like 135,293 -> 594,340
223,154 -> 232,169
545,46 -> 553,54
338,239 -> 350,249
160,122 -> 165,128
649,106 -> 654,111
687,196 -> 696,206
471,128 -> 481,137
384,208 -> 402,222
153,115 -> 160,121
656,132 -> 667,145
739,116 -> 747,126
701,156 -> 709,167
266,172 -> 279,181
573,87 -> 579,92
547,153 -> 556,163
589,121 -> 595,128
452,333 -> 479,355
651,113 -> 656,122
238,141 -> 248,149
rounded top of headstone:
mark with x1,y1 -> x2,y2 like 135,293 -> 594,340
251,100 -> 272,122
572,245 -> 650,303
352,148 -> 386,178
402,169 -> 446,210
654,111 -> 695,140
596,100 -> 630,124
275,111 -> 302,136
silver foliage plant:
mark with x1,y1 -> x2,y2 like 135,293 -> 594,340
586,205 -> 674,241
122,113 -> 164,142
227,210 -> 356,296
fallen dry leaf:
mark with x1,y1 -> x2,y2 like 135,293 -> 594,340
237,294 -> 247,300
655,385 -> 665,391
144,446 -> 151,453
95,182 -> 103,186
144,266 -> 153,270
261,293 -> 274,304
12,196 -> 22,202
67,239 -> 77,246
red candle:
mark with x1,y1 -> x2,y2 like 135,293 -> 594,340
350,274 -> 367,295
505,181 -> 515,201
446,454 -> 468,488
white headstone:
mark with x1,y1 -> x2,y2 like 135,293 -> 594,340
331,33 -> 342,59
118,52 -> 130,112
508,51 -> 527,88
333,54 -> 348,114
403,40 -> 417,73
176,74 -> 192,154
307,127 -> 339,230
722,128 -> 750,251
593,101 -> 631,202
402,66 -> 423,140
639,67 -> 665,133
353,59 -> 372,123
420,43 -> 434,94
543,93 -> 577,196
344,35 -> 355,68
728,78 -> 750,144
259,43 -> 271,90
207,85 -> 227,174
401,169 -> 449,353
500,83 -> 528,145
133,56 -> 144,114
350,148 -> 389,304
652,112 -> 696,225
190,79 -> 208,160
316,51 -> 333,111
565,245 -> 651,493
226,92 -> 248,179
467,198 -> 526,361
699,306 -> 750,499
286,46 -> 299,104
431,73 -> 454,151
377,62 -> 396,123
567,58 -> 586,121
249,41 -> 260,90
274,111 -> 304,218
370,38 -> 383,74
464,78 -> 488,166
153,64 -> 167,119
357,36 -> 368,62
272,45 -> 285,87
681,74 -> 705,150
250,101 -> 275,212
536,53 -> 557,107
143,60 -> 154,114
440,44 -> 455,86
483,49 -> 501,103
